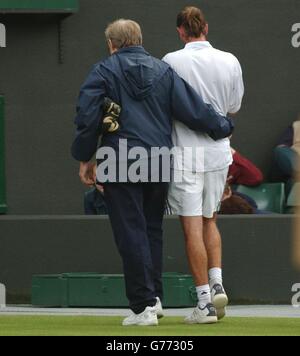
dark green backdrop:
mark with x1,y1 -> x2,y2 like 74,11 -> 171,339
0,0 -> 299,214
0,96 -> 6,213
0,215 -> 298,304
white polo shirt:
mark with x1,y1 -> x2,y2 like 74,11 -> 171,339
163,41 -> 244,172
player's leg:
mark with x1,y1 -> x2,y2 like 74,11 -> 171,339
104,182 -> 158,326
181,216 -> 207,287
180,216 -> 217,324
168,171 -> 217,324
203,214 -> 228,319
143,182 -> 169,318
203,214 -> 222,269
203,168 -> 229,319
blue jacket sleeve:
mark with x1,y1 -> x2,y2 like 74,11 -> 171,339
71,66 -> 106,162
170,70 -> 234,141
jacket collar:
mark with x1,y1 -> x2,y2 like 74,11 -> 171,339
115,46 -> 150,56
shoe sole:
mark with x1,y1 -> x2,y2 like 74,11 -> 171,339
123,314 -> 159,326
213,294 -> 228,320
185,316 -> 218,325
123,320 -> 159,327
216,307 -> 226,320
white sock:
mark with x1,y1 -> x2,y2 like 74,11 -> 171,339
196,284 -> 211,309
209,267 -> 223,288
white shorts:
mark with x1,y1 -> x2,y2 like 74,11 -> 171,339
167,168 -> 229,218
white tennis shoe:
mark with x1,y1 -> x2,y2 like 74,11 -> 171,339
155,297 -> 164,319
211,284 -> 229,320
122,306 -> 158,326
185,303 -> 218,324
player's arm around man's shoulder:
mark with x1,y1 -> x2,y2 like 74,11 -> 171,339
162,51 -> 235,140
162,63 -> 234,141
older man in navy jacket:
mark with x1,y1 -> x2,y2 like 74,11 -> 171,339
72,19 -> 233,326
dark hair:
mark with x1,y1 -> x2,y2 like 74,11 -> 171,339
177,6 -> 207,38
219,196 -> 255,215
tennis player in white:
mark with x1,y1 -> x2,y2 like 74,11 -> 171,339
163,6 -> 244,324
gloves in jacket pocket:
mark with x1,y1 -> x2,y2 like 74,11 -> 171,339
102,98 -> 121,134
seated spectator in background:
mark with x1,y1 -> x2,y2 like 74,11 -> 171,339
228,148 -> 264,186
272,120 -> 300,195
219,184 -> 272,215
219,184 -> 254,214
84,185 -> 108,215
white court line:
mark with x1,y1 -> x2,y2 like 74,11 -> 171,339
0,305 -> 300,318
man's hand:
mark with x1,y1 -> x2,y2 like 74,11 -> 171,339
96,183 -> 105,194
79,162 -> 96,186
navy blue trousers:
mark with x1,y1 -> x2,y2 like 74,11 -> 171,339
104,182 -> 168,314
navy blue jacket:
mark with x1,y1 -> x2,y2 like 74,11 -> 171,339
72,46 -> 234,162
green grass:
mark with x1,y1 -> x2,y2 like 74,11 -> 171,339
0,316 -> 300,336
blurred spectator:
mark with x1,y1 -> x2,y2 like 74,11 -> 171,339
272,120 -> 300,197
219,184 -> 254,214
219,184 -> 272,215
219,195 -> 254,214
228,148 -> 264,186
